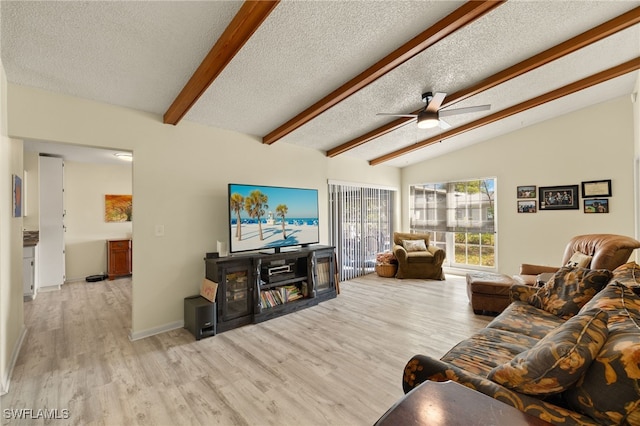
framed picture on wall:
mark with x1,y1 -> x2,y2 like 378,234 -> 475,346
517,200 -> 536,213
12,174 -> 22,217
539,185 -> 579,210
584,198 -> 609,213
105,194 -> 132,222
581,179 -> 611,198
517,185 -> 536,199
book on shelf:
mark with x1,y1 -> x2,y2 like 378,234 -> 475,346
281,285 -> 303,302
260,284 -> 304,308
317,260 -> 330,286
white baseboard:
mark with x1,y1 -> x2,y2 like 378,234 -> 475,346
443,266 -> 498,277
128,320 -> 184,341
1,325 -> 27,396
37,285 -> 61,292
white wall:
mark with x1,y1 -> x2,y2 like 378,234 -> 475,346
64,161 -> 133,281
634,77 -> 640,239
0,62 -> 25,394
22,151 -> 39,231
402,95 -> 637,276
6,84 -> 401,339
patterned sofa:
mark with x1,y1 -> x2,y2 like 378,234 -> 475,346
403,262 -> 640,425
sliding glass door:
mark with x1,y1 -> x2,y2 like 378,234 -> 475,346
329,182 -> 395,281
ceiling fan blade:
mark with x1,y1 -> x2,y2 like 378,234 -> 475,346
438,119 -> 452,130
438,104 -> 491,117
376,113 -> 418,118
425,92 -> 446,113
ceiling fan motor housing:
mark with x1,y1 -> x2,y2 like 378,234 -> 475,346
417,110 -> 439,129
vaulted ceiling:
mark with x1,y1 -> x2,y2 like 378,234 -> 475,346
2,1 -> 639,168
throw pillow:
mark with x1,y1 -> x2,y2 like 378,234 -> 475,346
527,266 -> 612,319
564,282 -> 640,424
487,308 -> 608,395
402,239 -> 427,252
565,252 -> 592,269
611,261 -> 640,290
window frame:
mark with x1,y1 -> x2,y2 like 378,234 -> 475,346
409,177 -> 497,271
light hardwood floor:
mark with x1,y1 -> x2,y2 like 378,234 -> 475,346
2,273 -> 492,425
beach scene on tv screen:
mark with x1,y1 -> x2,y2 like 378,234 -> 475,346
229,185 -> 319,252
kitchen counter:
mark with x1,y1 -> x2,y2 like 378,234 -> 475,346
23,230 -> 39,247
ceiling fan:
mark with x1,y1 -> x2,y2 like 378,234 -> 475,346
377,92 -> 491,130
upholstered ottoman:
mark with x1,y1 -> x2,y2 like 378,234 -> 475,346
466,272 -> 515,314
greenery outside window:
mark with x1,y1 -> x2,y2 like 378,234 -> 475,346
409,178 -> 496,270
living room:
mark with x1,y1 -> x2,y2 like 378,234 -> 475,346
1,1 -> 640,423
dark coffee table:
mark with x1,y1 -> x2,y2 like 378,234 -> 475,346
375,380 -> 552,425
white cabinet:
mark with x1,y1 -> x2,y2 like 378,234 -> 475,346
38,155 -> 65,289
23,245 -> 38,300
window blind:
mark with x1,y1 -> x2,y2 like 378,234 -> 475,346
329,183 -> 395,281
410,178 -> 495,234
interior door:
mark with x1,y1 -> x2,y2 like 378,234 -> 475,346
39,155 -> 65,289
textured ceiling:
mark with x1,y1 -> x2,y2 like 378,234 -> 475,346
2,1 -> 639,168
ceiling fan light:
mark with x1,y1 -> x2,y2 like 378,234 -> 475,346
417,112 -> 439,129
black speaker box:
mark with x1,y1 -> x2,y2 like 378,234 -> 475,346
184,296 -> 216,340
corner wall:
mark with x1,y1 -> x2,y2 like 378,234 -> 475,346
634,74 -> 640,243
402,95 -> 637,276
0,60 -> 25,394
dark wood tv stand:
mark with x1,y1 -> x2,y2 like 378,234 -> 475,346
204,245 -> 337,333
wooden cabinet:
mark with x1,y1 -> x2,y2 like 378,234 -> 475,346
107,239 -> 132,280
204,246 -> 337,333
312,247 -> 337,302
205,257 -> 255,332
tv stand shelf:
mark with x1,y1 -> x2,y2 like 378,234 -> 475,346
260,276 -> 305,289
205,245 -> 337,332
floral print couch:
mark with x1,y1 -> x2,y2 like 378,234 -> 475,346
403,262 -> 640,425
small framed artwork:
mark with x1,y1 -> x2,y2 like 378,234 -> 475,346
105,194 -> 132,222
584,198 -> 609,213
581,179 -> 611,198
539,185 -> 579,210
12,174 -> 22,217
517,185 -> 536,199
518,200 -> 536,213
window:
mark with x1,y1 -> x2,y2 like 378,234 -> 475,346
329,182 -> 395,281
410,178 -> 496,270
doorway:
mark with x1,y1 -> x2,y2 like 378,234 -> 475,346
22,139 -> 133,295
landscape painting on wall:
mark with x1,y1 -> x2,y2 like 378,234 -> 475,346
105,194 -> 132,222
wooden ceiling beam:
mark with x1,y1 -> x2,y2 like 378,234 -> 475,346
262,0 -> 505,145
328,6 -> 640,157
368,57 -> 640,166
164,1 -> 280,125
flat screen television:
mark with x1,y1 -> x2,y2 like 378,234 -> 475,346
228,183 -> 319,254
